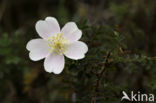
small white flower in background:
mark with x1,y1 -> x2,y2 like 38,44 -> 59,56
26,17 -> 88,74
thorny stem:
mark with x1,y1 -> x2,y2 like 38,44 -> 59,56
91,51 -> 111,103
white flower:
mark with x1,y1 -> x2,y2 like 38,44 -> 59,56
26,17 -> 88,74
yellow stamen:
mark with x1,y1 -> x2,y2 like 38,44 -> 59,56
46,33 -> 68,55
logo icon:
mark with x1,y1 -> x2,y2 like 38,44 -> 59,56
121,91 -> 130,101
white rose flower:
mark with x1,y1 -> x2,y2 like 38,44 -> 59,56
26,17 -> 88,74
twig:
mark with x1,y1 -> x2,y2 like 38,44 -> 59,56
91,51 -> 111,103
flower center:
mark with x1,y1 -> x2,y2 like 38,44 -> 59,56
47,33 -> 68,55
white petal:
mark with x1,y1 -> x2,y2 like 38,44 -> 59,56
35,19 -> 60,39
44,53 -> 64,74
26,39 -> 49,61
61,22 -> 81,43
45,16 -> 60,31
26,39 -> 49,51
64,41 -> 88,60
29,50 -> 49,61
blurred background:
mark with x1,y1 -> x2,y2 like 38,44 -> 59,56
0,0 -> 156,103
